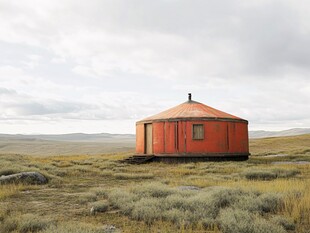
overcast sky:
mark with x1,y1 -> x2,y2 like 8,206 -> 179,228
0,0 -> 309,134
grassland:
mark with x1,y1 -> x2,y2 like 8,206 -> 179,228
0,134 -> 310,232
0,138 -> 135,156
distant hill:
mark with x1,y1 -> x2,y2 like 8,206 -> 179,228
0,133 -> 135,142
0,133 -> 135,156
250,133 -> 310,156
249,128 -> 310,138
1,128 -> 310,142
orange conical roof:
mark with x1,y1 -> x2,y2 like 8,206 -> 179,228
138,94 -> 246,123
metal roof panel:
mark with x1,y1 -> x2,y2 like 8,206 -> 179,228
138,99 -> 245,122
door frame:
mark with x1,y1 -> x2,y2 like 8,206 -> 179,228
144,123 -> 153,154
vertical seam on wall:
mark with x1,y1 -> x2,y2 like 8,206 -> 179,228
227,124 -> 229,151
184,121 -> 187,153
144,124 -> 146,154
164,122 -> 166,153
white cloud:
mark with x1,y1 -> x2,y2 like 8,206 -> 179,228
0,0 -> 309,133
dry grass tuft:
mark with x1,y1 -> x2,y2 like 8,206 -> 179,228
77,193 -> 98,204
40,222 -> 104,233
242,168 -> 300,180
90,200 -> 109,215
106,183 -> 287,230
0,184 -> 27,200
219,208 -> 286,233
113,172 -> 154,180
0,213 -> 52,233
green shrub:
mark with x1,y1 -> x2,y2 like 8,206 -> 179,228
253,217 -> 286,233
50,168 -> 68,177
200,218 -> 217,230
207,187 -> 244,208
112,167 -> 128,173
99,161 -> 118,170
232,191 -> 283,214
0,169 -> 19,176
257,193 -> 283,213
90,187 -> 109,198
99,170 -> 113,177
162,208 -> 186,225
68,166 -> 92,174
242,170 -> 277,180
183,163 -> 196,169
131,182 -> 176,198
108,189 -> 137,215
273,169 -> 300,178
0,214 -> 51,233
77,193 -> 98,204
0,217 -> 18,233
231,192 -> 261,212
183,194 -> 221,219
131,198 -> 162,224
182,187 -> 249,219
18,214 -> 51,233
90,201 -> 109,215
219,208 -> 286,233
272,215 -> 295,231
105,183 -> 287,228
113,172 -> 154,180
70,160 -> 92,166
218,208 -> 254,233
242,168 -> 300,181
41,222 -> 103,233
0,204 -> 10,223
164,194 -> 187,209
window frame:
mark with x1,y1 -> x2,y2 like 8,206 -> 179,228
192,124 -> 204,140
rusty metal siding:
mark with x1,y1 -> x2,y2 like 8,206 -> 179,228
185,121 -> 248,155
165,121 -> 177,153
177,121 -> 186,154
136,120 -> 249,156
153,122 -> 165,154
186,121 -> 208,153
227,122 -> 249,153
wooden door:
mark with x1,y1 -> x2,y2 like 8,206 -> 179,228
145,124 -> 153,154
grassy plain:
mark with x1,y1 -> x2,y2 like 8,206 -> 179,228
0,138 -> 135,156
0,134 -> 309,232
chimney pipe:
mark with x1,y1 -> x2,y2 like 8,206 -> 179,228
188,93 -> 192,101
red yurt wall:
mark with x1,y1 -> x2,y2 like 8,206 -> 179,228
136,120 -> 248,156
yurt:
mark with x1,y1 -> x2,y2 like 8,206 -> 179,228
133,94 -> 249,162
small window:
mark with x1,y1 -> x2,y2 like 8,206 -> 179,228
192,124 -> 204,140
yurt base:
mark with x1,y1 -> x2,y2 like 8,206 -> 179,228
122,153 -> 249,164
